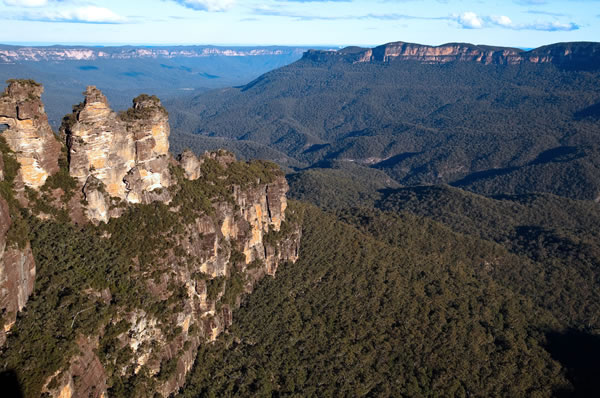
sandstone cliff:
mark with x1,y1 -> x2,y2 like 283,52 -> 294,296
0,134 -> 36,346
62,87 -> 172,223
0,79 -> 301,398
0,80 -> 61,190
302,41 -> 600,68
41,151 -> 301,398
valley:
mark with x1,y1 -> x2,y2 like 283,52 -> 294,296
1,38 -> 600,397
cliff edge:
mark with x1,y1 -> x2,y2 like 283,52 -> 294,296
0,80 -> 302,398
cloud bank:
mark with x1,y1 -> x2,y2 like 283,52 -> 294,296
172,0 -> 235,12
4,0 -> 50,7
455,11 -> 579,32
22,6 -> 128,24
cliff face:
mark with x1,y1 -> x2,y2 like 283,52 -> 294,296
0,80 -> 301,397
0,80 -> 61,189
303,41 -> 600,68
0,142 -> 36,346
42,152 -> 301,398
63,87 -> 172,223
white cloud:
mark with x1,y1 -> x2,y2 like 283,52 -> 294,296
490,15 -> 512,27
173,0 -> 235,12
4,0 -> 48,7
457,11 -> 484,29
24,6 -> 128,23
453,11 -> 578,32
526,20 -> 579,31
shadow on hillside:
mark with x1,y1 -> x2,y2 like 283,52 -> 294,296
574,102 -> 600,120
0,370 -> 23,398
449,146 -> 583,188
546,329 -> 600,397
373,152 -> 422,168
530,146 -> 582,165
450,166 -> 519,187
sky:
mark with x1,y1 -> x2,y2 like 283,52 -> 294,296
0,0 -> 598,48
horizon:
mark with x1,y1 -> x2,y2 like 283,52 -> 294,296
0,1 -> 598,48
0,40 -> 594,51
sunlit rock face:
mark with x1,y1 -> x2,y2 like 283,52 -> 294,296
0,80 -> 61,189
62,87 -> 172,223
303,41 -> 600,69
0,80 -> 302,396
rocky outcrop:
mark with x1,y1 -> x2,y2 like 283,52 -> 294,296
118,155 -> 298,397
178,149 -> 203,181
302,41 -> 600,69
0,80 -> 61,189
178,149 -> 236,182
43,151 -> 301,398
0,121 -> 36,346
0,79 -> 302,397
42,336 -> 108,398
0,189 -> 35,346
62,87 -> 172,223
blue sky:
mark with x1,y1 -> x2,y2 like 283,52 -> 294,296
0,0 -> 598,48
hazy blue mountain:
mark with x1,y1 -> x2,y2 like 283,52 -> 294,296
0,44 -> 314,127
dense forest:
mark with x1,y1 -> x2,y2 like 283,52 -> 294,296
178,203 -> 600,397
0,132 -> 293,397
2,41 -> 600,397
165,43 -> 600,396
167,43 -> 600,200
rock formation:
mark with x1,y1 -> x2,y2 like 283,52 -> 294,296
0,79 -> 302,397
0,79 -> 61,189
0,146 -> 36,346
62,87 -> 172,223
178,148 -> 236,182
302,41 -> 600,68
42,151 -> 301,398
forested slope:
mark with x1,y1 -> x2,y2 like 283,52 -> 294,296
168,42 -> 600,200
178,203 -> 600,397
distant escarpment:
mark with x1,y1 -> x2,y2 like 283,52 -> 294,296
0,79 -> 301,398
0,45 -> 308,63
302,41 -> 600,68
171,40 -> 600,201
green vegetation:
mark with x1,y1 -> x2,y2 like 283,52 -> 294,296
168,52 -> 600,200
0,136 -> 30,249
179,204 -> 571,397
377,185 -> 600,330
0,218 -> 119,397
0,155 -> 286,396
42,145 -> 77,201
287,161 -> 400,210
25,144 -> 78,223
118,94 -> 166,122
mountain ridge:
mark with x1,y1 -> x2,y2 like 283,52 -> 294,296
167,39 -> 600,200
301,40 -> 600,68
0,45 -> 314,63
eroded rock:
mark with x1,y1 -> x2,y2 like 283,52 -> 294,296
62,87 -> 172,222
0,80 -> 60,189
0,195 -> 35,346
